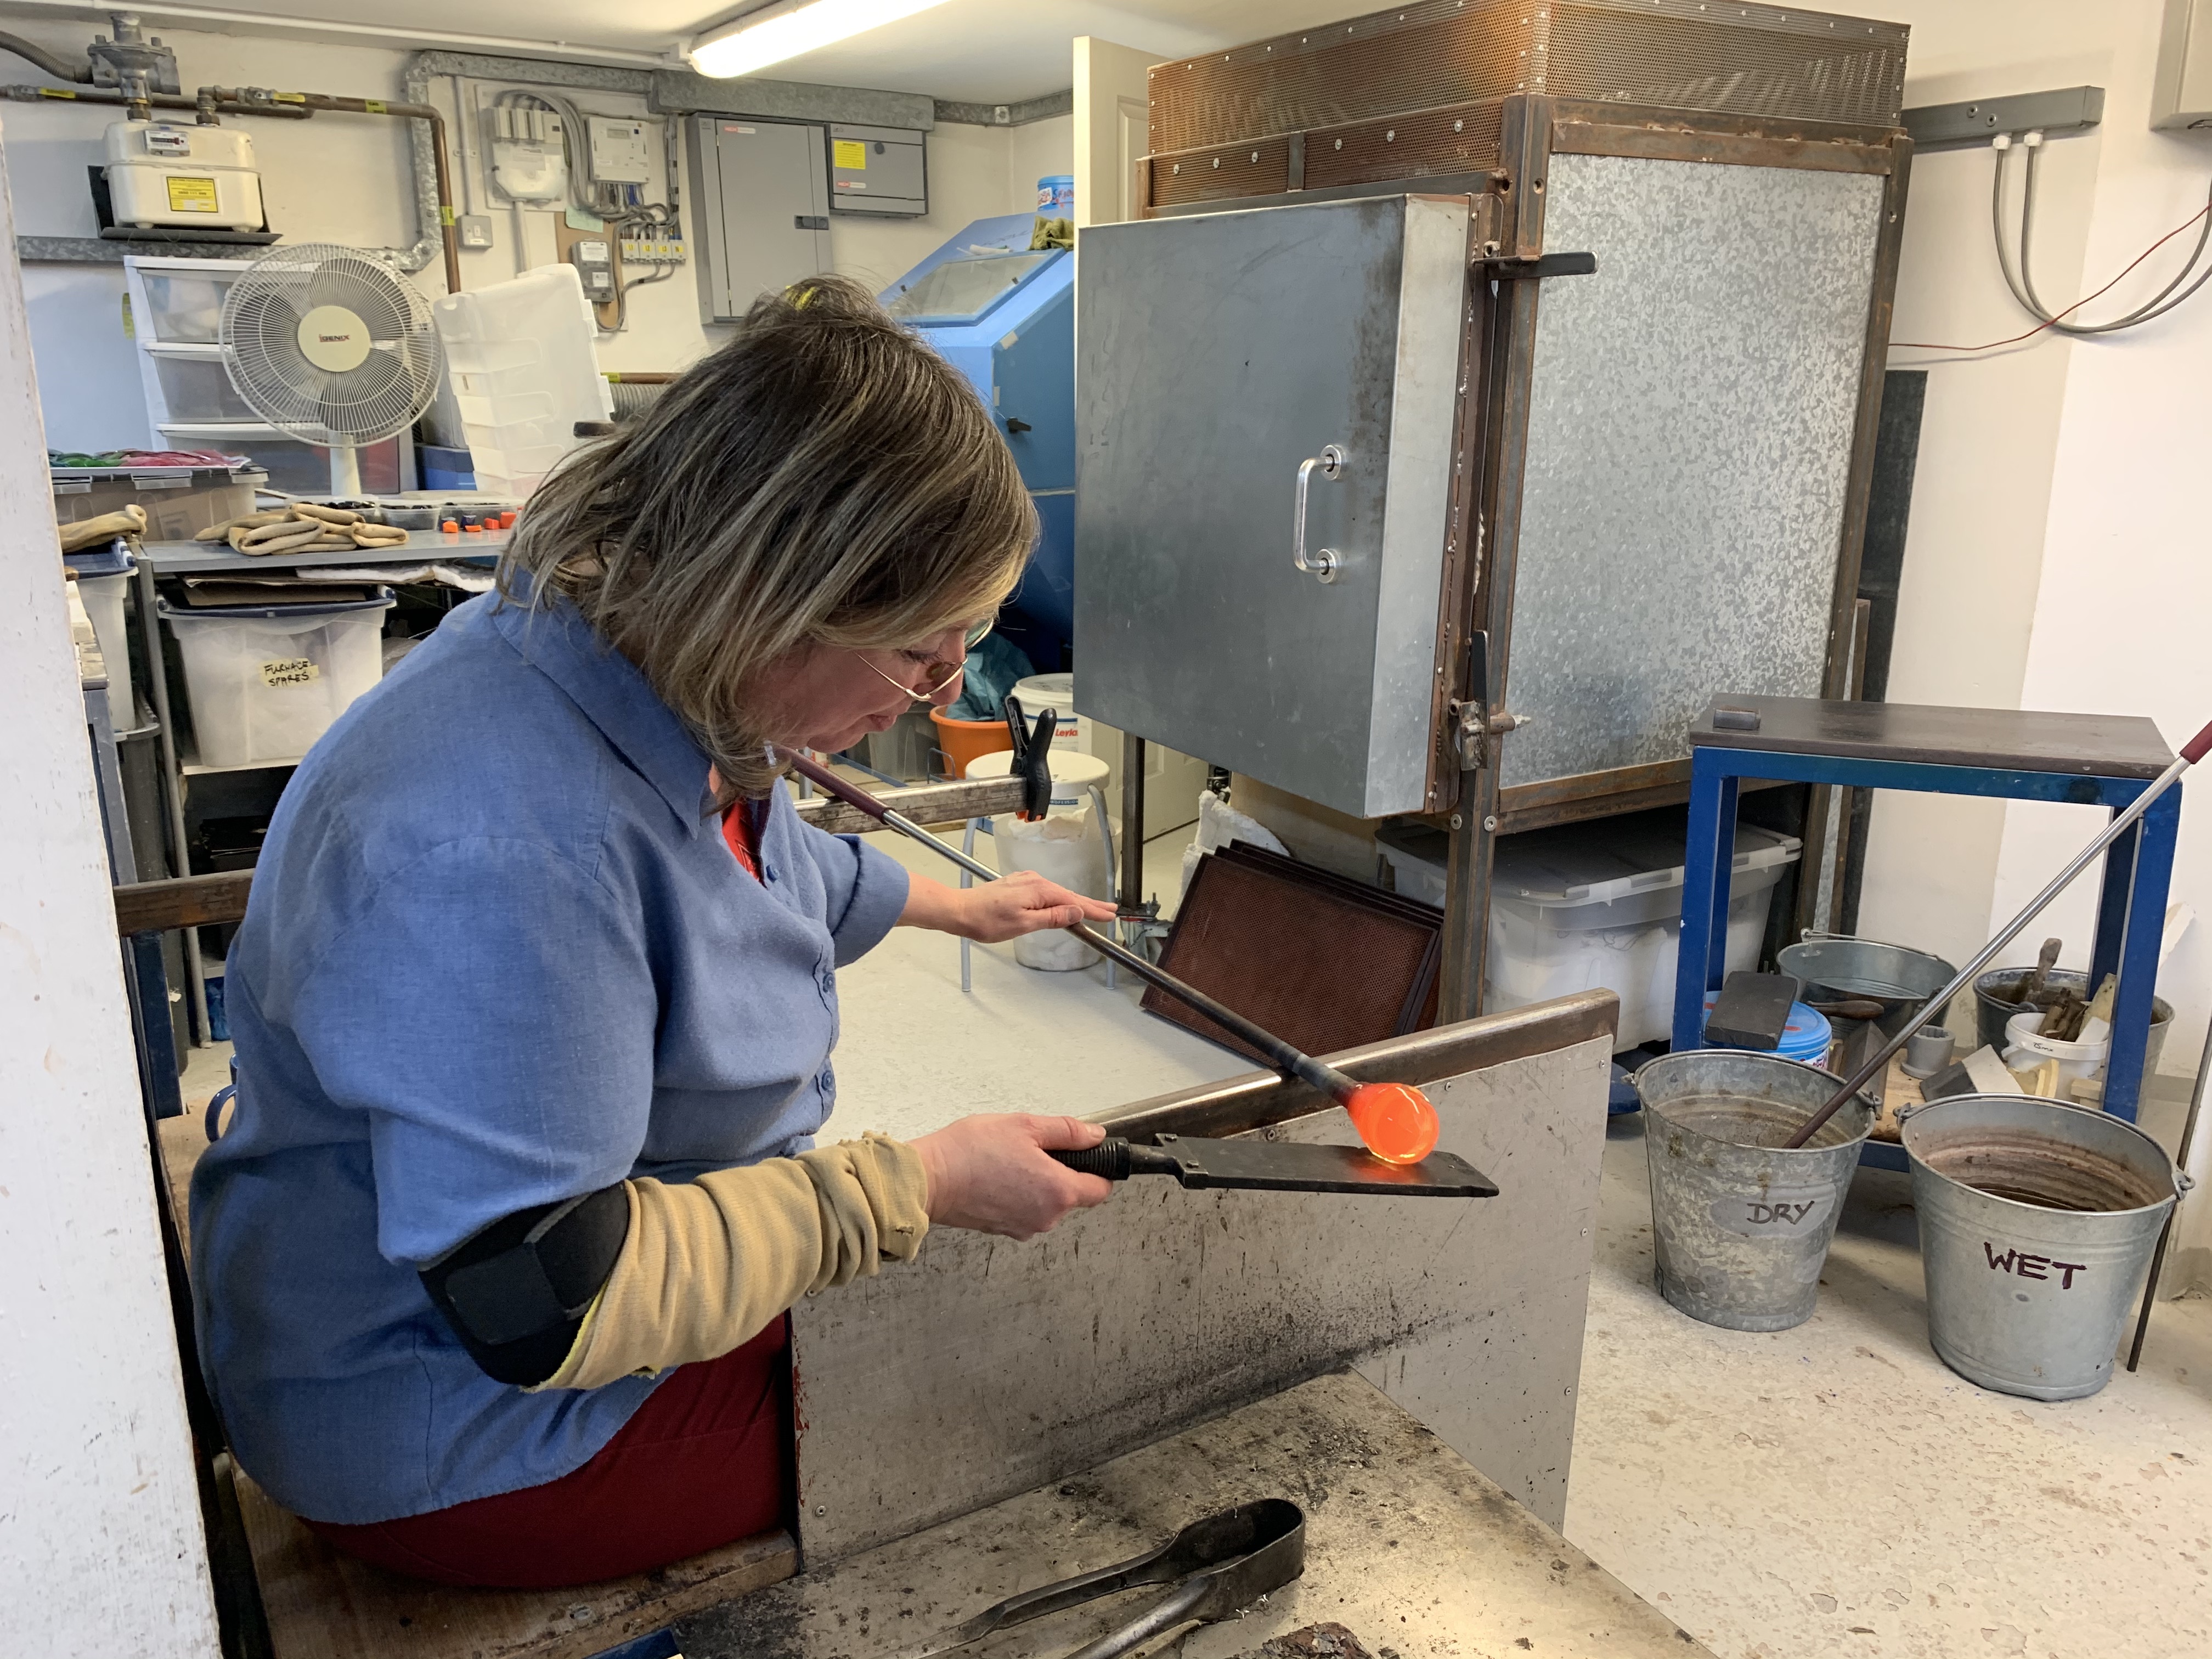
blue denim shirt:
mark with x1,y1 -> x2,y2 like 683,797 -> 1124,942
189,590 -> 910,1525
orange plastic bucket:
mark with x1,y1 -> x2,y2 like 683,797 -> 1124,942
929,707 -> 1013,778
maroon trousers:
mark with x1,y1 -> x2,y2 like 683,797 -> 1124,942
304,1318 -> 791,1589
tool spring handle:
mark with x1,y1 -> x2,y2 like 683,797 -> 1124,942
1051,1140 -> 1133,1181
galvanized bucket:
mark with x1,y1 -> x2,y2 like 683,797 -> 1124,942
1778,934 -> 1960,1041
1634,1051 -> 1876,1332
1901,1095 -> 2182,1401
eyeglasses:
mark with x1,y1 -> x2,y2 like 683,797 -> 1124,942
857,619 -> 994,702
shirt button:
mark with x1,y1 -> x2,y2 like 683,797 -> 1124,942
761,861 -> 778,883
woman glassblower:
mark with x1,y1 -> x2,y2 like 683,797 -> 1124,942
191,278 -> 1118,1588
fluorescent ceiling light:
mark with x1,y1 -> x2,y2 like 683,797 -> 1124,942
686,0 -> 955,78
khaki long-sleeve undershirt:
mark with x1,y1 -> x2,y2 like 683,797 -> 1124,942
532,1132 -> 930,1392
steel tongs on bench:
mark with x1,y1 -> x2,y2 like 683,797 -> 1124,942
897,1498 -> 1305,1659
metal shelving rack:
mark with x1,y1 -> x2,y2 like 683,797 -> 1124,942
131,529 -> 509,1043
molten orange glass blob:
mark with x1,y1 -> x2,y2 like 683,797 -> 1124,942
1341,1081 -> 1441,1165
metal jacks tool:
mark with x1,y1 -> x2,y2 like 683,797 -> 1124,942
1051,1133 -> 1496,1198
898,1498 -> 1305,1659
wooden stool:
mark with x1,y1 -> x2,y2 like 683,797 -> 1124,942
228,1463 -> 793,1659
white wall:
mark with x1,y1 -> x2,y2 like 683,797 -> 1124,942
0,18 -> 1064,448
1854,1 -> 2212,1282
0,116 -> 222,1656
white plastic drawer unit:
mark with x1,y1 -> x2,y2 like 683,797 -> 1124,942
131,259 -> 241,343
1075,194 -> 1469,819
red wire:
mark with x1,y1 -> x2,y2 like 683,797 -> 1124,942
1891,198 -> 2212,354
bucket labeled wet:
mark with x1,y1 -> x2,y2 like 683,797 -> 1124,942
1634,1051 -> 1876,1332
1901,1094 -> 2182,1401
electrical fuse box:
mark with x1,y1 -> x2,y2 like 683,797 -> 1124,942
588,116 -> 656,183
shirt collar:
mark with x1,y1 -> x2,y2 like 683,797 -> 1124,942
487,589 -> 713,834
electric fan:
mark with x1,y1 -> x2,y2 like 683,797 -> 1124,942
219,243 -> 444,498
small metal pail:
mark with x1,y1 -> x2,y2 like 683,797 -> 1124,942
1902,1094 -> 2181,1401
1634,1051 -> 1875,1332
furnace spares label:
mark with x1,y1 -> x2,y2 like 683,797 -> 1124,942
261,657 -> 320,687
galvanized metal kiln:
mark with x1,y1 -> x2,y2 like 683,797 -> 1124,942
1075,0 -> 1913,1020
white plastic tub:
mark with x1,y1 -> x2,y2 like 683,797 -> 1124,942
966,748 -> 1114,970
2003,1008 -> 2111,1097
77,572 -> 134,719
158,589 -> 393,769
432,265 -> 611,498
1008,672 -> 1088,752
1381,811 -> 1802,1050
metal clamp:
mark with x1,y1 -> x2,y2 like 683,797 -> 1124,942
1291,444 -> 1344,584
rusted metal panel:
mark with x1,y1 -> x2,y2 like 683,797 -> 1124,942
1100,989 -> 1617,1142
789,774 -> 1027,836
1551,106 -> 1900,173
1144,0 -> 1907,176
787,998 -> 1616,1560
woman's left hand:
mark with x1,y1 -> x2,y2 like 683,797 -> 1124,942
899,871 -> 1118,943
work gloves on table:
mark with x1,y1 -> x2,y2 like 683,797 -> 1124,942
199,502 -> 411,556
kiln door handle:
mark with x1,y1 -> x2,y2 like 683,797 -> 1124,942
1291,443 -> 1344,584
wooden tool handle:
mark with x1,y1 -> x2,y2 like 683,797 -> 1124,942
781,748 -> 888,820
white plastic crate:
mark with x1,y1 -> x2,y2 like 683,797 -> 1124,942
126,255 -> 245,346
432,264 -> 611,497
157,589 -> 393,770
1380,812 -> 1802,1051
148,349 -> 260,422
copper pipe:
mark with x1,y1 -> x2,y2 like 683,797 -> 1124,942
208,87 -> 462,293
2,84 -> 311,119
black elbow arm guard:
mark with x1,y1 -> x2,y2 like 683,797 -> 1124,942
417,1184 -> 630,1386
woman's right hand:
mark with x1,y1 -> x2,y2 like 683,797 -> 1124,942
911,1114 -> 1113,1240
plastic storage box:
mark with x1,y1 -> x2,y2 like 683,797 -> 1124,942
52,462 -> 266,543
65,545 -> 136,719
156,588 -> 394,770
419,444 -> 476,489
137,266 -> 236,342
1379,809 -> 1802,1051
148,350 -> 261,422
431,264 -> 611,497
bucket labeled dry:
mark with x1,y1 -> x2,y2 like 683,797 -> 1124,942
1901,1095 -> 2181,1401
1634,1051 -> 1876,1332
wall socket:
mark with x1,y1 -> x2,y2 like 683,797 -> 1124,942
459,214 -> 494,250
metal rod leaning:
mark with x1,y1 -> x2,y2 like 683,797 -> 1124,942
2126,1011 -> 2212,1371
778,748 -> 1358,1103
1782,716 -> 2212,1150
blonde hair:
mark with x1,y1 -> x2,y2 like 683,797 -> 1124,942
498,275 -> 1036,800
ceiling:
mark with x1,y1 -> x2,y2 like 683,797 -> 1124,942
5,1 -> 1362,102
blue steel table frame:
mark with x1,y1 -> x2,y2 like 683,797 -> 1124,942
1671,743 -> 2180,1172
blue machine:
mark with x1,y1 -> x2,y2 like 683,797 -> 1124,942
881,213 -> 1074,662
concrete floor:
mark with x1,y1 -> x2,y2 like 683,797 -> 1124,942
161,817 -> 2212,1656
1568,1115 -> 2212,1659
